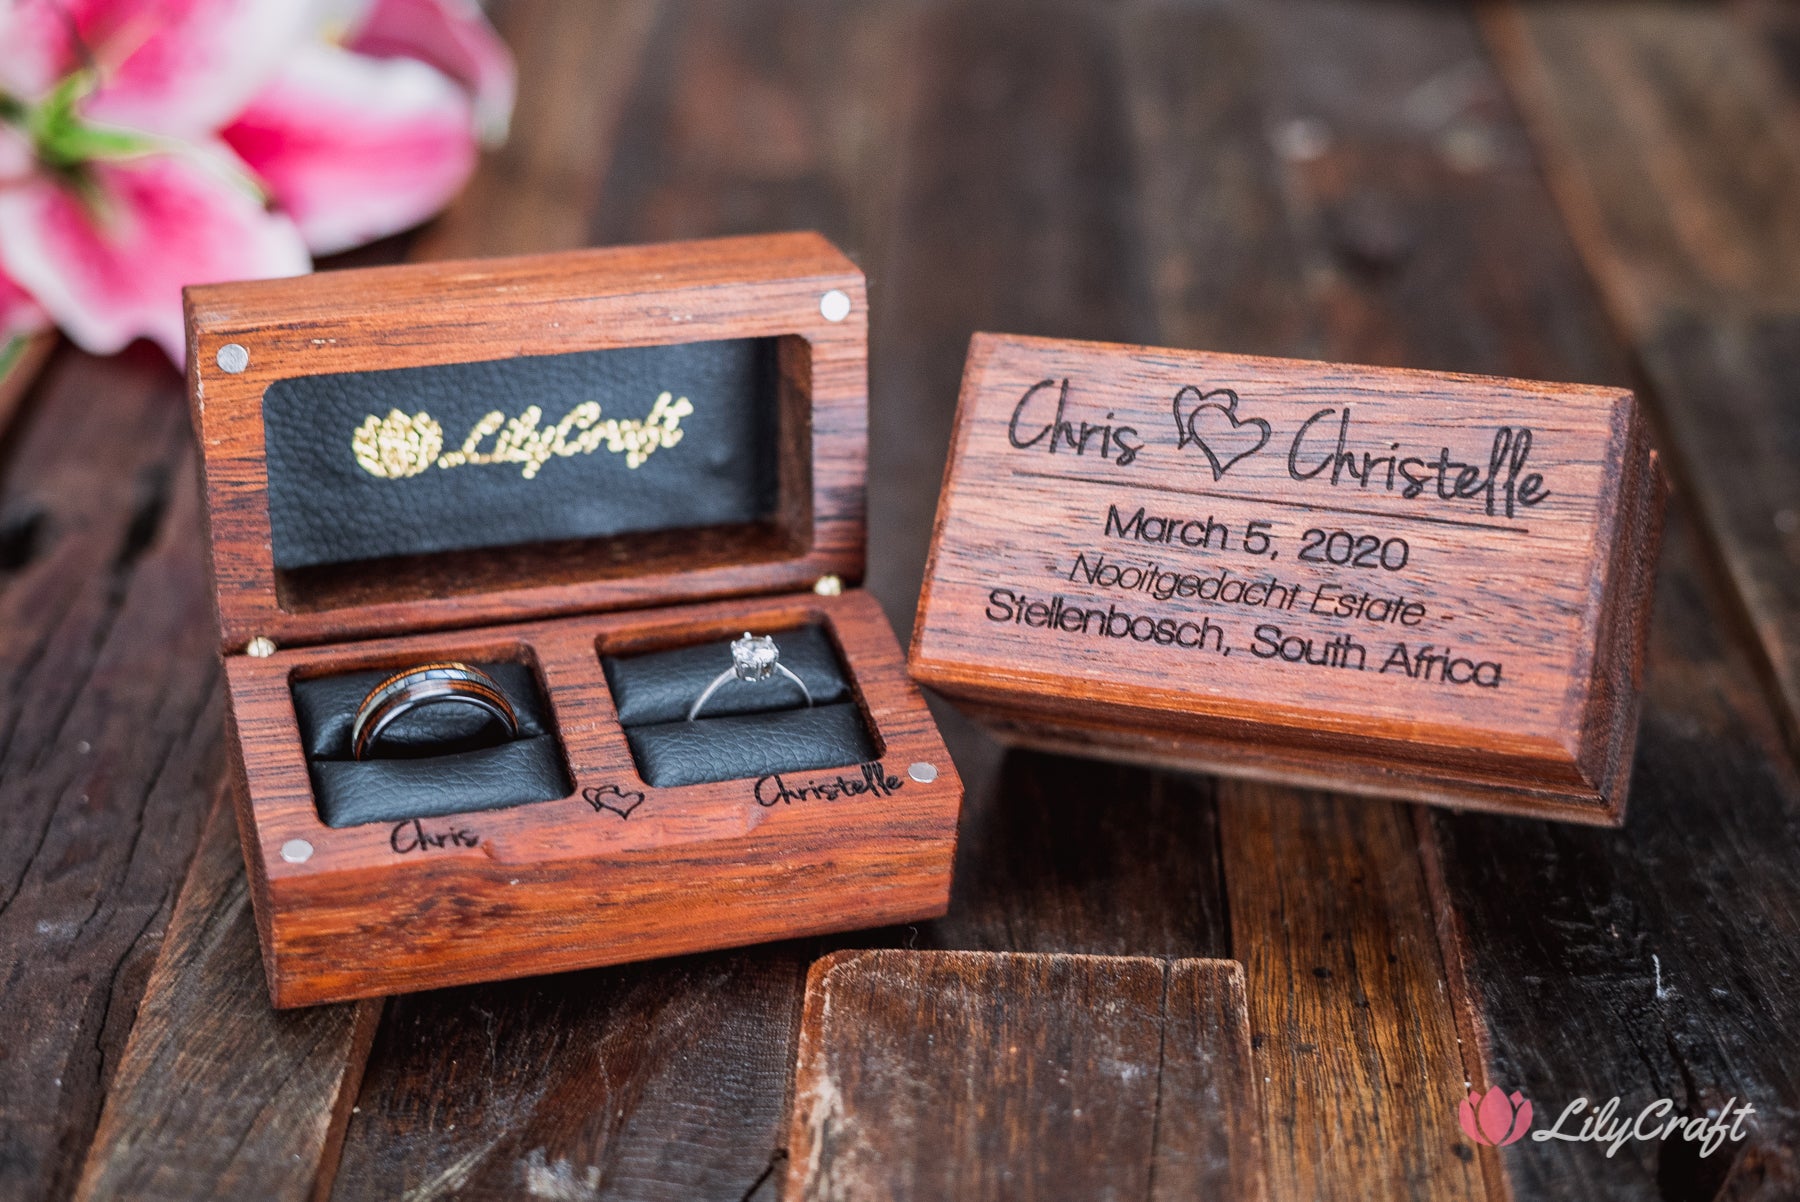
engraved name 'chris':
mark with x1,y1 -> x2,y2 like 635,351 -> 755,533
1006,377 -> 1553,519
353,390 -> 693,480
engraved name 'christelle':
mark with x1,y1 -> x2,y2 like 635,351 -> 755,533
753,761 -> 905,807
353,390 -> 693,480
1004,378 -> 1555,519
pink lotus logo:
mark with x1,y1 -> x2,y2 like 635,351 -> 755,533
1459,1087 -> 1534,1147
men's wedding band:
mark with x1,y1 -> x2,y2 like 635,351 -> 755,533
351,661 -> 520,760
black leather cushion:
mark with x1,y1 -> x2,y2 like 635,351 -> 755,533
311,742 -> 570,828
603,625 -> 874,786
263,338 -> 779,570
292,661 -> 569,828
625,703 -> 876,788
602,626 -> 851,725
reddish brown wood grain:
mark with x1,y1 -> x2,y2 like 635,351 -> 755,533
784,950 -> 1265,1202
911,334 -> 1662,822
227,588 -> 959,1007
185,232 -> 869,653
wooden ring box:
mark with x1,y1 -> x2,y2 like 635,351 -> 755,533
911,334 -> 1665,826
186,232 -> 962,1008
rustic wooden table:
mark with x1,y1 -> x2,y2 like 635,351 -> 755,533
4,2 -> 1797,1199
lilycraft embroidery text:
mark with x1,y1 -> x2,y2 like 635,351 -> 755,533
352,391 -> 693,480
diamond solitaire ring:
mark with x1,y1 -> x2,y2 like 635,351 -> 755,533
687,632 -> 814,721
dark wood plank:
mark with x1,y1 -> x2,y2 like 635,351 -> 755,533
72,790 -> 380,1201
1154,958 -> 1268,1202
1484,1 -> 1800,745
784,950 -> 1262,1202
920,750 -> 1228,959
411,0 -> 663,260
333,948 -> 812,1200
0,346 -> 221,1202
863,0 -> 1157,629
1221,789 -> 1484,1201
1428,509 -> 1800,1201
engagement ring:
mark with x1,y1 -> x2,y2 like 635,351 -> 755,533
687,632 -> 814,721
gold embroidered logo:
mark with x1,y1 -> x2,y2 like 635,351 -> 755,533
352,392 -> 692,480
352,409 -> 443,479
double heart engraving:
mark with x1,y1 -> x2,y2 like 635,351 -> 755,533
583,783 -> 644,819
1173,385 -> 1270,481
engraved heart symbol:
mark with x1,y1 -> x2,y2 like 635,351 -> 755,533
583,784 -> 645,819
1173,386 -> 1271,480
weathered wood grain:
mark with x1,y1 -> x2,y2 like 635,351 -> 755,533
863,0 -> 1157,631
1484,1 -> 1800,747
1427,504 -> 1800,1202
784,950 -> 1263,1202
331,946 -> 812,1201
409,0 -> 663,261
1221,789 -> 1485,1201
0,347 -> 221,1202
72,789 -> 380,1202
920,749 -> 1228,958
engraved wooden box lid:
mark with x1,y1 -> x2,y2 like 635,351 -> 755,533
185,231 -> 867,655
911,334 -> 1665,824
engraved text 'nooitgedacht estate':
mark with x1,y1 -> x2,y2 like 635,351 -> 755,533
353,391 -> 693,480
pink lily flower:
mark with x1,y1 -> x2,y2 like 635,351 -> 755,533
0,0 -> 514,363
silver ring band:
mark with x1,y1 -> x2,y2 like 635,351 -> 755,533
687,632 -> 814,721
351,662 -> 520,760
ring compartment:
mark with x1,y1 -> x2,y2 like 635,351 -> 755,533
222,590 -> 959,1008
291,656 -> 570,828
602,623 -> 876,785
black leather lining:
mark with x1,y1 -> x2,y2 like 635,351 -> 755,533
292,661 -> 570,828
603,626 -> 875,786
263,338 -> 780,570
625,704 -> 875,789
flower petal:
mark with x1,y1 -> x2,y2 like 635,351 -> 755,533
48,0 -> 320,138
0,143 -> 311,361
346,0 -> 515,144
223,44 -> 476,255
0,0 -> 82,101
0,270 -> 49,341
0,124 -> 33,184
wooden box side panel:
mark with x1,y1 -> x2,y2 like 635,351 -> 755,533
914,333 -> 1659,809
188,232 -> 868,653
224,589 -> 961,1007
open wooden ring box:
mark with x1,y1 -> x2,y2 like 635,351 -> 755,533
911,334 -> 1665,826
187,232 -> 961,1008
